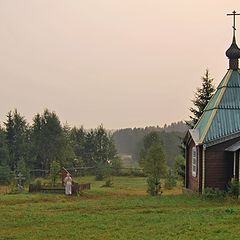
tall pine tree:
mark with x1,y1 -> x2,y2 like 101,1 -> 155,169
4,110 -> 28,171
31,109 -> 68,170
188,69 -> 215,128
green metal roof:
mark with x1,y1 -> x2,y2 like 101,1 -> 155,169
194,69 -> 240,145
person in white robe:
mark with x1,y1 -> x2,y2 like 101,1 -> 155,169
64,173 -> 72,195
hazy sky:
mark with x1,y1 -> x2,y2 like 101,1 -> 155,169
0,1 -> 239,129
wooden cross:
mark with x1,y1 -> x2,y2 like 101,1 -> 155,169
227,11 -> 240,37
15,172 -> 26,189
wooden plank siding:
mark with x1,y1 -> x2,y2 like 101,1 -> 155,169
205,138 -> 240,190
185,144 -> 189,189
198,145 -> 203,192
235,152 -> 239,180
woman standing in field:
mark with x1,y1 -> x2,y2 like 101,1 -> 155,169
64,173 -> 72,195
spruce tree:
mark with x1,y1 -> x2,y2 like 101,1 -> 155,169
4,110 -> 28,171
188,69 -> 215,128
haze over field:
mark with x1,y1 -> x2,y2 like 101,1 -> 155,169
0,1 -> 239,129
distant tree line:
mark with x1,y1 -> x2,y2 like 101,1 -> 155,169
0,109 -> 119,182
112,121 -> 188,167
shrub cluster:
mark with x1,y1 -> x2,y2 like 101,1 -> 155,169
227,179 -> 240,198
147,176 -> 163,196
29,178 -> 42,192
202,187 -> 226,200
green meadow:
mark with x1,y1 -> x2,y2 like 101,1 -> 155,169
1,176 -> 240,240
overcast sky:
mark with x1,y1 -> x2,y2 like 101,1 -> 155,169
0,1 -> 239,129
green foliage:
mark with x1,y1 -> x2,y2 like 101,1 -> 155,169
111,156 -> 122,176
203,187 -> 226,200
29,178 -> 42,192
61,123 -> 76,168
50,161 -> 60,186
228,178 -> 240,198
0,165 -> 11,184
17,158 -> 30,183
160,131 -> 184,167
95,162 -> 106,181
8,181 -> 22,194
70,125 -> 118,180
0,128 -> 11,184
142,143 -> 166,178
0,128 -> 10,166
31,110 -> 69,170
4,110 -> 29,171
81,125 -> 119,180
139,131 -> 161,167
33,178 -> 42,189
147,176 -> 162,196
188,69 -> 215,128
143,132 -> 161,150
94,125 -> 118,165
95,161 -> 113,181
140,132 -> 167,196
164,169 -> 177,190
174,154 -> 185,181
129,168 -> 145,177
70,126 -> 86,167
1,109 -> 119,178
4,112 -> 14,168
113,123 -> 187,167
102,178 -> 113,188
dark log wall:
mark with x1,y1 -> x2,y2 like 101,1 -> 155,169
235,152 -> 239,180
198,145 -> 203,192
187,139 -> 199,191
205,138 -> 239,190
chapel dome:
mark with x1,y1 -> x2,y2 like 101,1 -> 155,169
226,36 -> 240,59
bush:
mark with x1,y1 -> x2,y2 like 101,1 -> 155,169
147,176 -> 162,196
95,162 -> 113,181
33,178 -> 42,189
102,178 -> 113,188
228,179 -> 240,198
174,154 -> 185,182
29,178 -> 42,192
203,187 -> 226,200
9,179 -> 22,194
111,157 -> 122,176
164,169 -> 177,190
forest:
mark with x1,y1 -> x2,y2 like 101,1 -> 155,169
0,109 -> 119,181
113,121 -> 188,167
0,109 -> 188,183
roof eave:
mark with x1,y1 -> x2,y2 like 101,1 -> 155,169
203,131 -> 240,148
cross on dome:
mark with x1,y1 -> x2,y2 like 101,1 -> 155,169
227,10 -> 240,38
226,11 -> 240,70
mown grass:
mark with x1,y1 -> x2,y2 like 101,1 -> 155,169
1,176 -> 240,240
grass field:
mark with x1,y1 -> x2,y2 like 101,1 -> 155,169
1,176 -> 240,240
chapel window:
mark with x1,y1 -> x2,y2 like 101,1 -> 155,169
192,146 -> 197,177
